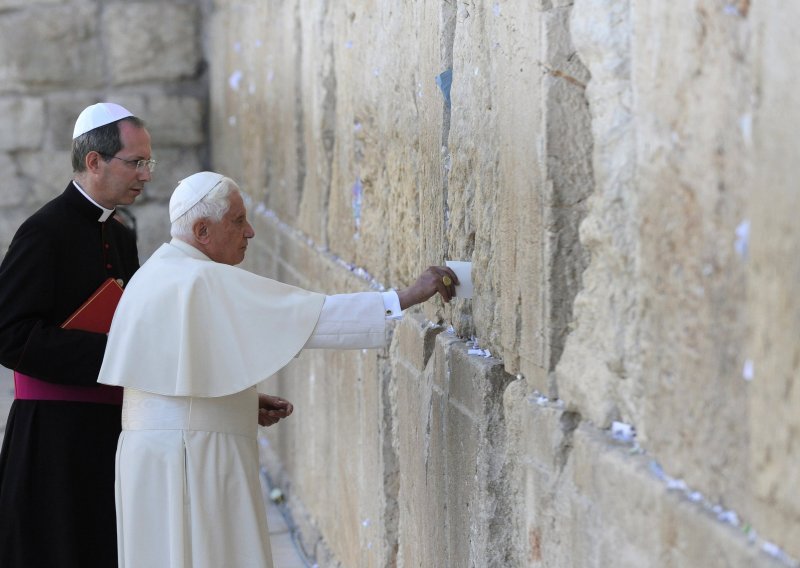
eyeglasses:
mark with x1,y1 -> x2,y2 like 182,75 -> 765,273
99,153 -> 157,173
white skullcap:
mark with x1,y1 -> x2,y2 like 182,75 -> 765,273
169,171 -> 226,223
73,102 -> 133,139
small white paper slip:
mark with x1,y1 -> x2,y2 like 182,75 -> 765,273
445,260 -> 473,299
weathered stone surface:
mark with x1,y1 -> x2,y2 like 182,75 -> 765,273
747,0 -> 800,558
0,5 -> 102,91
208,1 -> 800,566
0,97 -> 45,151
0,0 -> 61,8
1,1 -> 798,567
17,150 -> 72,205
144,96 -> 204,147
0,154 -> 24,208
0,3 -> 206,276
103,3 -> 200,85
0,208 -> 29,255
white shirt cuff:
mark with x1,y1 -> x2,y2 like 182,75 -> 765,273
382,291 -> 402,319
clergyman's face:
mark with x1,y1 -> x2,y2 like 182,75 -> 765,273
204,191 -> 255,265
94,121 -> 152,209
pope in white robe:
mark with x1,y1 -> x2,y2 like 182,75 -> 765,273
98,171 -> 458,568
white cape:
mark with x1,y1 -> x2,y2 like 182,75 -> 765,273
99,240 -> 325,396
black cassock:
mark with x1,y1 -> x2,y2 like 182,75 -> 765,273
0,182 -> 139,568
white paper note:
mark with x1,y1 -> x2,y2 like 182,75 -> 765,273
445,261 -> 473,299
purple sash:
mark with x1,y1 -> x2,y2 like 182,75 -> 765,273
14,370 -> 122,405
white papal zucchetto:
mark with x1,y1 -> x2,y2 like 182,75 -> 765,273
169,171 -> 227,223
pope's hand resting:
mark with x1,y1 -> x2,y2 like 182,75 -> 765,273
258,393 -> 294,427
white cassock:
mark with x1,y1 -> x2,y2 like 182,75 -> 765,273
98,239 -> 401,568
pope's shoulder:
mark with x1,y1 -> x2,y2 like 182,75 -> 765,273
133,242 -> 224,283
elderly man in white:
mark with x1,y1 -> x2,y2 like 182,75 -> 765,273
98,171 -> 458,568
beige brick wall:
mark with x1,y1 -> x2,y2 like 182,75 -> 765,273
224,1 -> 798,566
1,1 -> 797,566
0,0 -> 209,260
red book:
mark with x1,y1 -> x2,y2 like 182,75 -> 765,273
61,278 -> 124,333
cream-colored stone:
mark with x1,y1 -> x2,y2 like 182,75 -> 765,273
0,1 -> 797,566
0,208 -> 29,254
0,0 -> 61,7
0,5 -> 102,91
16,150 -> 71,205
103,3 -> 200,85
0,158 -> 26,208
747,0 -> 800,559
0,97 -> 45,151
145,96 -> 204,147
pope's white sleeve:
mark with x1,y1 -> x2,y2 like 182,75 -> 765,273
303,291 -> 400,349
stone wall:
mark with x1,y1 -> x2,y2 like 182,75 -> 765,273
0,0 -> 210,260
1,1 -> 797,566
215,1 -> 799,567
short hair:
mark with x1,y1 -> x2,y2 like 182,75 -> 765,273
170,177 -> 239,239
71,116 -> 146,172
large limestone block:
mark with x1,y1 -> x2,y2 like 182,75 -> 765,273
507,386 -> 785,568
295,0 -> 338,246
394,330 -> 453,568
506,386 -> 581,566
323,2 -> 455,288
627,0 -> 753,507
208,5 -> 245,189
0,154 -> 25,208
0,0 -> 61,8
539,5 -> 592,382
747,0 -> 800,558
210,2 -> 303,221
394,326 -> 515,567
0,5 -> 102,91
103,3 -> 200,85
569,426 -> 766,568
416,0 -> 456,282
17,150 -> 72,205
560,0 -> 757,511
444,1 -> 591,389
557,0 -> 638,429
0,97 -> 45,151
326,2 -> 385,273
0,208 -> 29,256
141,97 -> 204,147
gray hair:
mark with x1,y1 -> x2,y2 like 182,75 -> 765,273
170,177 -> 239,238
72,116 -> 146,172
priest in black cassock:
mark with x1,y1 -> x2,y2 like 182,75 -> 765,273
0,102 -> 151,567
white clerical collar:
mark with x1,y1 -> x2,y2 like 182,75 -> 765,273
72,180 -> 115,222
169,238 -> 213,261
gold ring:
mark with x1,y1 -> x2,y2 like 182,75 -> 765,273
442,275 -> 453,287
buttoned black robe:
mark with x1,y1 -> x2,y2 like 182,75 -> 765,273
0,182 -> 139,567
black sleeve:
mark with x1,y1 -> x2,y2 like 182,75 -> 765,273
0,220 -> 107,386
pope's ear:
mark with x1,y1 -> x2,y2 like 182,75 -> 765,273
193,220 -> 210,243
